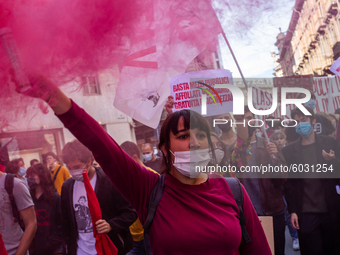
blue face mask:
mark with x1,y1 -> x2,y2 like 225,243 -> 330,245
295,122 -> 313,137
18,167 -> 26,177
255,132 -> 262,138
304,100 -> 316,110
143,153 -> 153,163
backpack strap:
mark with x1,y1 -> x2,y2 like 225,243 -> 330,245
224,177 -> 252,243
143,174 -> 165,235
53,165 -> 62,182
143,174 -> 165,254
5,174 -> 21,223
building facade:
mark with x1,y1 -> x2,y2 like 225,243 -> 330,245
0,65 -> 137,166
274,0 -> 340,77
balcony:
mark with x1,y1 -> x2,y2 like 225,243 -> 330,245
309,34 -> 318,49
333,41 -> 340,59
315,18 -> 326,34
325,0 -> 338,16
309,34 -> 318,43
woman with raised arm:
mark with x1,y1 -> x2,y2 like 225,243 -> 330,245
15,76 -> 271,255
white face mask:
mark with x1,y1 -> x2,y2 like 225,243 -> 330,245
209,148 -> 225,164
171,148 -> 210,178
70,164 -> 87,182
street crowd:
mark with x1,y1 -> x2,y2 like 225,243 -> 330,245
1,75 -> 340,255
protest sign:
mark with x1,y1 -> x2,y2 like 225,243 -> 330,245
251,76 -> 340,120
251,86 -> 292,127
258,216 -> 274,255
170,69 -> 233,116
330,56 -> 340,77
273,75 -> 313,101
313,76 -> 340,113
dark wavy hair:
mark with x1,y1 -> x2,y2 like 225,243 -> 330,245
27,163 -> 56,203
158,109 -> 215,174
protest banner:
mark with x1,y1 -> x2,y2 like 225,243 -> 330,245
273,75 -> 313,101
250,86 -> 292,127
170,69 -> 233,116
313,76 -> 340,113
251,76 -> 340,122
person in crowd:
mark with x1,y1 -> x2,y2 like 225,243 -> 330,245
328,113 -> 338,128
210,132 -> 230,167
296,92 -> 335,136
264,116 -> 278,138
270,130 -> 286,149
254,127 -> 262,138
60,140 -> 137,255
283,106 -> 340,255
26,163 -> 63,255
121,141 -> 159,255
230,106 -> 287,255
18,158 -> 25,168
270,130 -> 300,250
316,112 -> 337,137
142,143 -> 162,173
5,158 -> 28,185
16,75 -> 272,255
216,112 -> 238,146
1,160 -> 37,255
45,152 -> 71,195
30,159 -> 39,166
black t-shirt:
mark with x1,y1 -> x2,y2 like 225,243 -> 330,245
301,143 -> 328,213
29,192 -> 63,255
144,157 -> 163,173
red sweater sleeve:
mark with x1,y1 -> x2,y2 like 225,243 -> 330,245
57,101 -> 159,218
239,185 -> 272,255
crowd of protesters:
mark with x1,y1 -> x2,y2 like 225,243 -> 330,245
0,74 -> 340,255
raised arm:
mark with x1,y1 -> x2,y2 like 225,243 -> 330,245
14,75 -> 159,216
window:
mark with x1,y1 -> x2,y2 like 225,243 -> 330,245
82,75 -> 101,95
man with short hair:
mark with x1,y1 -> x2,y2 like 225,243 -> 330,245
121,141 -> 158,255
61,140 -> 137,255
45,151 -> 71,195
29,159 -> 39,166
5,158 -> 28,185
0,160 -> 37,255
283,106 -> 340,255
142,143 -> 162,173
